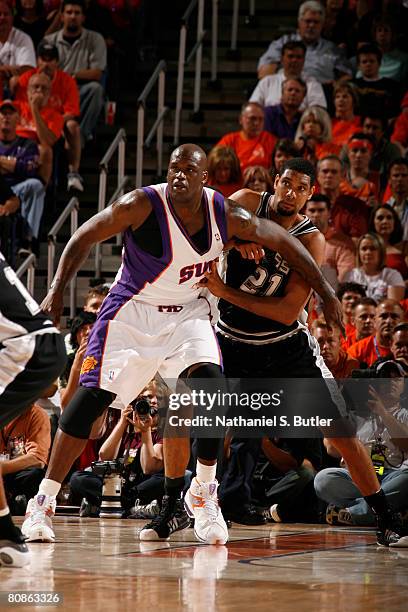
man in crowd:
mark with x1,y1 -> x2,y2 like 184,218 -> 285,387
14,40 -> 83,192
216,102 -> 276,172
264,78 -> 306,140
361,114 -> 401,189
0,0 -> 35,84
342,297 -> 377,352
0,100 -> 44,252
257,1 -> 351,82
316,156 -> 370,239
250,40 -> 326,109
347,299 -> 404,367
311,320 -> 359,378
44,0 -> 107,146
336,282 -> 367,339
385,159 -> 408,240
339,133 -> 379,205
305,194 -> 355,288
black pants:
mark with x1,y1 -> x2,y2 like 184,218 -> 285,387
4,467 -> 45,514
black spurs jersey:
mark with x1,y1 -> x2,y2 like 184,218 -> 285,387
0,251 -> 55,341
218,192 -> 318,344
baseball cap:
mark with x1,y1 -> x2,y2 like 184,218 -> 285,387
37,40 -> 59,61
0,99 -> 19,113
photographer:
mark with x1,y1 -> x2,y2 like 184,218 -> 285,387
69,380 -> 166,517
315,361 -> 408,526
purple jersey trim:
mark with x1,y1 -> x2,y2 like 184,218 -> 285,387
80,292 -> 130,388
212,190 -> 228,246
166,186 -> 212,256
109,186 -> 173,299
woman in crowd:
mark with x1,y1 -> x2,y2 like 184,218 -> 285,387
295,106 -> 340,163
369,204 -> 408,279
331,81 -> 361,146
344,232 -> 405,301
207,146 -> 242,197
270,138 -> 298,179
242,165 -> 274,193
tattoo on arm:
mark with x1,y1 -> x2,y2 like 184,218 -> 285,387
226,199 -> 254,235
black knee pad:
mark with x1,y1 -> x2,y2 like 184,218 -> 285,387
59,387 -> 115,439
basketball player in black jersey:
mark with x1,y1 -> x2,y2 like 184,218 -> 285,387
0,251 -> 66,567
199,158 -> 403,547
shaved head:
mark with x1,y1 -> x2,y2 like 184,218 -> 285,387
170,144 -> 207,169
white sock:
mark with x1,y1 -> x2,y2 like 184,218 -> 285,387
196,461 -> 217,483
39,479 -> 61,497
0,505 -> 10,517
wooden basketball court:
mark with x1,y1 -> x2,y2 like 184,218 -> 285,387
1,517 -> 407,611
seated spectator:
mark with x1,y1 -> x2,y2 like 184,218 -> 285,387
69,379 -> 172,517
250,40 -> 326,110
339,132 -> 380,205
242,165 -> 273,193
0,0 -> 36,88
0,400 -> 51,515
44,0 -> 107,145
270,138 -> 298,178
384,159 -> 408,240
14,0 -> 48,50
16,71 -> 64,185
345,233 -> 405,302
347,298 -> 404,366
305,194 -> 355,288
353,43 -> 401,119
391,93 -> 408,155
220,435 -> 322,525
321,0 -> 356,54
361,114 -> 401,190
316,155 -> 369,239
0,174 -> 20,259
0,99 -> 44,251
257,0 -> 351,82
207,146 -> 242,198
14,39 -> 83,191
390,323 -> 408,371
295,105 -> 341,164
342,297 -> 377,352
369,204 -> 408,279
264,78 -> 306,140
315,365 -> 408,526
216,102 -> 276,172
311,320 -> 359,378
331,81 -> 361,147
372,13 -> 408,84
59,310 -> 96,409
83,282 -> 109,313
336,281 -> 367,339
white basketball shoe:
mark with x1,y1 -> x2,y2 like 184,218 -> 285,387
184,478 -> 228,545
21,495 -> 56,542
0,538 -> 30,567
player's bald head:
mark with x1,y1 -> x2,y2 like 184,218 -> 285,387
170,144 -> 207,169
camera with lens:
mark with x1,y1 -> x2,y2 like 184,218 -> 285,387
91,459 -> 124,518
131,397 -> 158,419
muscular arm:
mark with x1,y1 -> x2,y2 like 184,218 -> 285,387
211,231 -> 324,325
43,190 -> 152,322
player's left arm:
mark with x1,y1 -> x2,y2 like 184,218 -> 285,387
199,232 -> 325,325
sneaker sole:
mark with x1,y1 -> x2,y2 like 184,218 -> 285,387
23,528 -> 55,543
390,536 -> 408,548
0,547 -> 31,567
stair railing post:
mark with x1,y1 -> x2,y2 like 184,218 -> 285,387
193,0 -> 205,115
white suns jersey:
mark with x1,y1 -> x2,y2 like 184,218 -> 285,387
109,183 -> 228,306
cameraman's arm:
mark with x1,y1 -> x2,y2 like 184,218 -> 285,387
99,406 -> 132,460
368,387 -> 408,451
136,416 -> 164,474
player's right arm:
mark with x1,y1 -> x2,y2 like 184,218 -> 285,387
42,190 -> 152,323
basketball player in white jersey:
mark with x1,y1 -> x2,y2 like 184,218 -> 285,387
0,251 -> 66,567
200,158 -> 403,547
22,144 -> 343,545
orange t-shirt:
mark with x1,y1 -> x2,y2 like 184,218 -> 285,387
16,68 -> 80,118
331,116 -> 361,146
0,404 -> 50,464
347,334 -> 391,367
339,177 -> 379,203
217,131 -> 277,171
16,102 -> 64,142
341,327 -> 357,351
315,141 -> 342,160
331,350 -> 360,378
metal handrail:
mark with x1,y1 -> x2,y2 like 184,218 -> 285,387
136,60 -> 168,188
174,0 -> 205,145
95,128 -> 127,277
47,197 -> 79,319
16,253 -> 36,295
231,0 -> 256,51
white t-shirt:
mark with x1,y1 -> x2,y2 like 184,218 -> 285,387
344,267 -> 405,301
250,69 -> 327,110
0,28 -> 36,67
